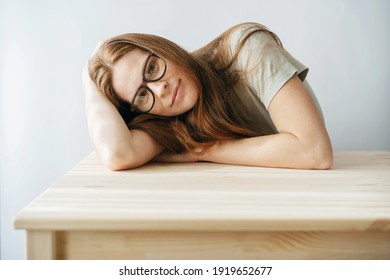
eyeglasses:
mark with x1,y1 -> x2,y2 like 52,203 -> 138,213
130,52 -> 167,113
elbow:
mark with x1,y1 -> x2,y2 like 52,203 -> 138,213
307,144 -> 333,170
106,158 -> 130,171
314,151 -> 333,170
101,150 -> 137,171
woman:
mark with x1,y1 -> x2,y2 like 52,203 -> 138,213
83,22 -> 333,170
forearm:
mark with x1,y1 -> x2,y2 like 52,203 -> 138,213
83,66 -> 163,170
204,133 -> 333,170
84,76 -> 134,166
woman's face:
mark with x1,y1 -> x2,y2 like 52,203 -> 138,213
111,48 -> 199,117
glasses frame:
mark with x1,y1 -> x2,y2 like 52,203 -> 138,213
130,52 -> 167,113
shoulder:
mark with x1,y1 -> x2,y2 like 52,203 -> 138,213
194,22 -> 279,60
222,22 -> 282,55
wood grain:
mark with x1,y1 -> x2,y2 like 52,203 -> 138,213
26,230 -> 56,260
56,230 -> 390,260
14,151 -> 390,259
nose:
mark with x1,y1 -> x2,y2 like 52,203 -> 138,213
147,80 -> 168,99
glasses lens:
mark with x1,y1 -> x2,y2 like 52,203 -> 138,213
133,87 -> 154,112
144,55 -> 166,81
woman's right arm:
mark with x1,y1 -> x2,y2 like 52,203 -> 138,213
82,65 -> 164,170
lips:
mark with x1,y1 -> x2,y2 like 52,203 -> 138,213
171,79 -> 181,107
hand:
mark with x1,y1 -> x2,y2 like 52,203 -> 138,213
90,40 -> 105,57
82,63 -> 90,84
82,40 -> 106,86
82,62 -> 98,97
153,150 -> 204,163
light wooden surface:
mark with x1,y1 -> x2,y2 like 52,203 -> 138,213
14,151 -> 390,259
26,231 -> 56,260
55,230 -> 389,260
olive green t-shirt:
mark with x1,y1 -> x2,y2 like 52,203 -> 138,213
225,23 -> 322,133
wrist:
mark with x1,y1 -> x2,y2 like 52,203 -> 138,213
202,141 -> 220,162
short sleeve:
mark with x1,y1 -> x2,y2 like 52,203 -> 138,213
227,24 -> 308,109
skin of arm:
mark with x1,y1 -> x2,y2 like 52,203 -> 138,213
155,75 -> 333,170
205,75 -> 333,169
82,65 -> 163,170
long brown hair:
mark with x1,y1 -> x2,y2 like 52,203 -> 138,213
88,22 -> 280,154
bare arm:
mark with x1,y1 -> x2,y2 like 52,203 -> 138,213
82,65 -> 163,170
159,75 -> 332,169
203,75 -> 333,169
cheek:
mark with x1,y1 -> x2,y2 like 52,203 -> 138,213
183,83 -> 198,110
190,83 -> 200,105
190,89 -> 199,106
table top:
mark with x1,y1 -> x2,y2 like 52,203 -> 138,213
14,151 -> 390,232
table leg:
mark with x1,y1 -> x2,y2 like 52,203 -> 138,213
26,230 -> 56,260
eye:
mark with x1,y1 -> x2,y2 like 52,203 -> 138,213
135,88 -> 149,105
137,89 -> 147,103
145,57 -> 160,79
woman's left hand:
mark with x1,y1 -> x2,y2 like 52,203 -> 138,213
152,150 -> 204,163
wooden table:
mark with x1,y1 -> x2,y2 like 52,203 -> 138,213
14,151 -> 390,259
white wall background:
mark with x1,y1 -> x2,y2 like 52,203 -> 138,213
0,0 -> 389,259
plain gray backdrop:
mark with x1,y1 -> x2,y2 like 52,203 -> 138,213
0,0 -> 389,259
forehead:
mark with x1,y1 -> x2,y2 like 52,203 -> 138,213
111,48 -> 149,102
